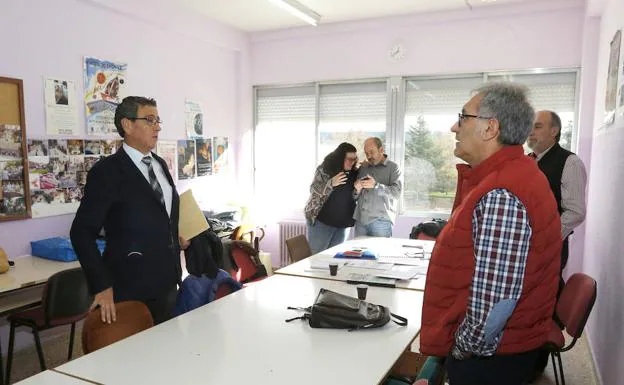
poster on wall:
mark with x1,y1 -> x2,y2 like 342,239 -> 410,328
177,140 -> 196,180
27,137 -> 121,218
617,29 -> 624,121
157,141 -> 177,180
44,77 -> 79,135
84,57 -> 127,135
605,30 -> 621,126
185,100 -> 204,139
212,136 -> 229,174
195,138 -> 212,177
0,124 -> 27,216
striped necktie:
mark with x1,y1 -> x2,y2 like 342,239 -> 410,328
141,156 -> 166,207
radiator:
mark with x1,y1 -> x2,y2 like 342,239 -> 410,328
278,221 -> 307,267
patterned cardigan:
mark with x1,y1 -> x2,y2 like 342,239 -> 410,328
304,165 -> 334,225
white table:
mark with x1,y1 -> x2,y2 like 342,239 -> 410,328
0,256 -> 80,294
276,238 -> 434,291
0,256 -> 80,315
14,370 -> 89,385
55,274 -> 423,385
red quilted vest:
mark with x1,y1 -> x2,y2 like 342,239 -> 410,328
420,145 -> 561,356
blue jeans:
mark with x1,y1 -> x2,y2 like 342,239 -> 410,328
355,219 -> 393,238
307,220 -> 350,254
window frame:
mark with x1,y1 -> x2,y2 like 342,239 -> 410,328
253,68 -> 581,217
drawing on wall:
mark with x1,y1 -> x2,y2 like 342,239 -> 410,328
177,140 -> 196,180
27,137 -> 119,218
185,100 -> 204,139
84,57 -> 127,135
44,77 -> 79,135
157,141 -> 177,180
605,29 -> 621,126
195,138 -> 212,177
212,136 -> 229,174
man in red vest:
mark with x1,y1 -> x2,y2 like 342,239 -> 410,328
420,83 -> 561,385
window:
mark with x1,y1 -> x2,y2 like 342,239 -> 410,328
487,72 -> 578,150
403,77 -> 483,214
318,82 -> 388,161
255,86 -> 315,220
254,70 -> 579,217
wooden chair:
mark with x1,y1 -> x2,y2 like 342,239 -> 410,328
285,235 -> 312,263
82,301 -> 154,354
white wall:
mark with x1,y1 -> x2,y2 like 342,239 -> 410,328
0,0 -> 251,353
582,0 -> 624,383
0,0 -> 251,259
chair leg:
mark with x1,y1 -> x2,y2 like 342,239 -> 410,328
32,328 -> 46,371
67,322 -> 76,361
5,322 -> 16,385
551,352 -> 560,385
1,333 -> 4,385
556,352 -> 566,385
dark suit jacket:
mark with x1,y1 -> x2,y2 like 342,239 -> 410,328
71,147 -> 181,302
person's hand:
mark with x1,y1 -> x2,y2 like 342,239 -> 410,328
360,175 -> 377,189
91,287 -> 116,324
179,236 -> 190,250
354,179 -> 363,193
331,172 -> 347,187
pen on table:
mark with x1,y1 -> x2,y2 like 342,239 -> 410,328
402,245 -> 423,248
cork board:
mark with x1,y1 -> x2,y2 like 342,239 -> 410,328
0,77 -> 31,221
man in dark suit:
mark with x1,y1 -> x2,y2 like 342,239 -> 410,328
71,96 -> 184,325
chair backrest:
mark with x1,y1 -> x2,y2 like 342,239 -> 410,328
44,267 -> 91,324
230,245 -> 260,282
215,283 -> 234,299
285,235 -> 312,263
556,273 -> 597,339
82,301 -> 154,354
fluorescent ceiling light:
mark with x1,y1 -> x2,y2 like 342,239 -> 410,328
268,0 -> 321,27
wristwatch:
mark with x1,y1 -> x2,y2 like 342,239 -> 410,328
451,345 -> 473,360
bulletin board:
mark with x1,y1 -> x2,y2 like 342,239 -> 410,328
0,77 -> 31,221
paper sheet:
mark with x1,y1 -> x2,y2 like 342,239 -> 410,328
178,190 -> 209,240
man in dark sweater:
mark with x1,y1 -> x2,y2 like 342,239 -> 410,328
527,110 -> 587,381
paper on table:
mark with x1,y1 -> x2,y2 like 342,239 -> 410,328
375,265 -> 424,280
178,190 -> 209,240
346,260 -> 393,270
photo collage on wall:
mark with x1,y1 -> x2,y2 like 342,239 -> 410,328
28,138 -> 121,218
0,124 -> 26,216
176,136 -> 229,180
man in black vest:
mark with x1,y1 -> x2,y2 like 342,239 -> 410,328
527,110 -> 587,381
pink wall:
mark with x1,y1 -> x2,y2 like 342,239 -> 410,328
251,0 -> 584,84
249,0 -> 587,266
0,0 -> 251,259
582,0 -> 624,382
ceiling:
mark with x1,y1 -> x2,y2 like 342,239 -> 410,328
178,0 -> 530,32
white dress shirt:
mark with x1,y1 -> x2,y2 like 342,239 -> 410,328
123,143 -> 173,217
536,145 -> 587,239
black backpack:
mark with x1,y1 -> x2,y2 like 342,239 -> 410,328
409,218 -> 448,240
285,288 -> 407,331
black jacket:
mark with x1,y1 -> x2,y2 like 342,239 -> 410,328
71,147 -> 181,301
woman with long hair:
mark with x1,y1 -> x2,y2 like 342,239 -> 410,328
304,142 -> 358,254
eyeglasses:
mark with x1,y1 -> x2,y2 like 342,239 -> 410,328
345,156 -> 358,162
458,113 -> 493,127
129,115 -> 162,126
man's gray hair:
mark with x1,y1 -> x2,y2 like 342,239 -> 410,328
474,83 -> 535,145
